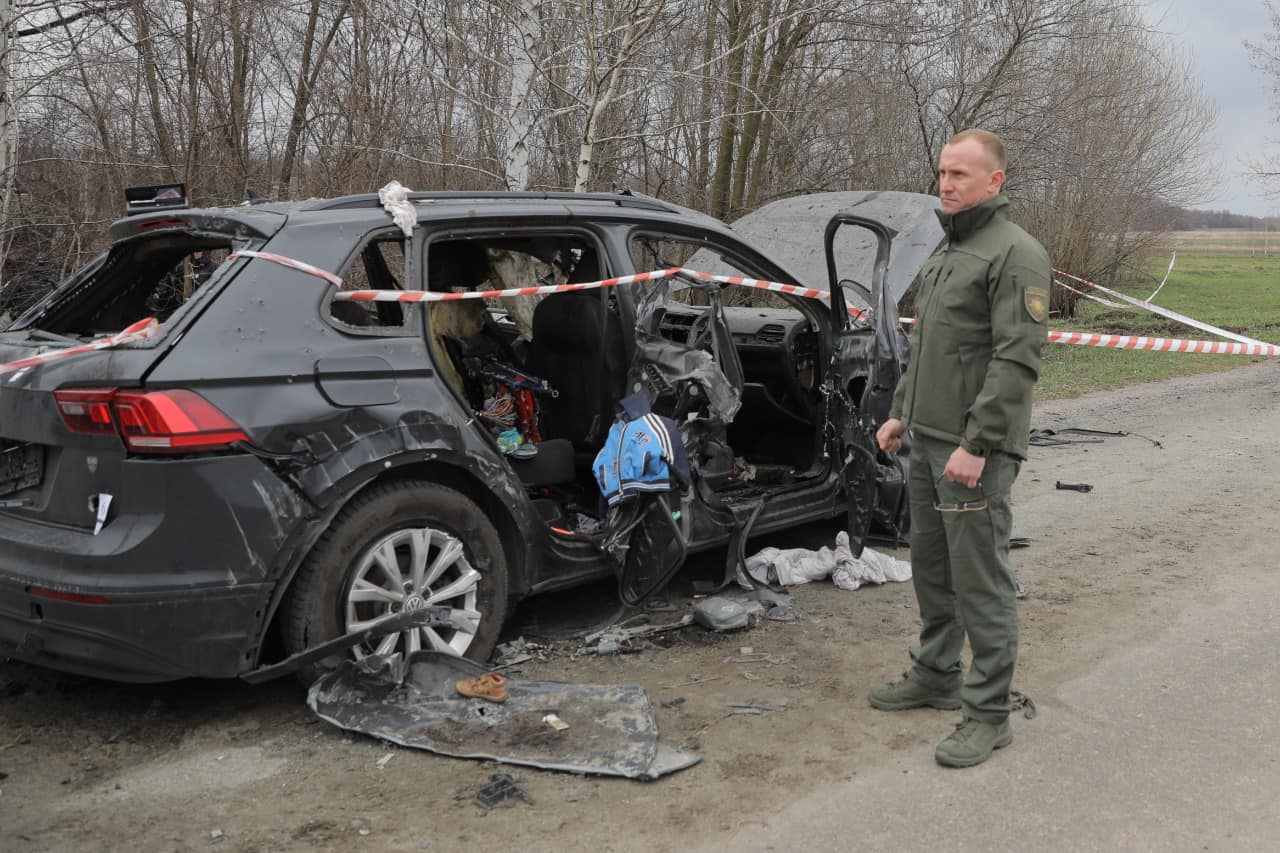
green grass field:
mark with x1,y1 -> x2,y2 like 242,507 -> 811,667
1036,231 -> 1280,398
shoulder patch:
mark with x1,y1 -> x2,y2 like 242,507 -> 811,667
1024,287 -> 1049,323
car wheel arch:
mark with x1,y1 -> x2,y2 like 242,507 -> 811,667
254,458 -> 532,671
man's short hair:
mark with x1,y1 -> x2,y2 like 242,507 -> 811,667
947,129 -> 1007,173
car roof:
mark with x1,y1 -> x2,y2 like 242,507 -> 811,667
109,190 -> 733,241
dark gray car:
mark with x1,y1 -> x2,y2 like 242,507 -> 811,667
0,187 -> 939,682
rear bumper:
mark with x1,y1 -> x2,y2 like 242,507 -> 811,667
0,453 -> 309,681
0,582 -> 268,682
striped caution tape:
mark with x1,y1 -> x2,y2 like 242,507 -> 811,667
334,266 -> 870,320
334,267 -> 681,302
0,317 -> 161,377
229,250 -> 345,288
7,257 -> 1276,377
1045,330 -> 1280,356
901,317 -> 1279,355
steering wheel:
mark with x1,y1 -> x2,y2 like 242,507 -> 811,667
687,311 -> 714,350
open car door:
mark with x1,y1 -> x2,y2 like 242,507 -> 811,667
824,214 -> 910,555
602,271 -> 745,601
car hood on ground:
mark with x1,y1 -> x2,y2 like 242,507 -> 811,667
730,190 -> 943,305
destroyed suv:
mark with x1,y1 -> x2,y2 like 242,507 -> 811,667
0,186 -> 942,682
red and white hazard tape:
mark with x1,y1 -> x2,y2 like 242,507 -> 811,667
901,317 -> 1279,355
229,250 -> 345,288
1046,330 -> 1280,356
0,317 -> 161,377
334,267 -> 679,302
6,256 -> 1275,378
333,266 -> 871,320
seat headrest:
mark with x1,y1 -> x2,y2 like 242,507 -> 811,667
428,241 -> 490,292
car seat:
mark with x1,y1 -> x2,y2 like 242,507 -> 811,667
524,253 -> 626,451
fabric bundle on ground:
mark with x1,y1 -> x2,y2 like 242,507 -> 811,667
743,531 -> 911,591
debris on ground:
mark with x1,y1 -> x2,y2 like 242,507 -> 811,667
1055,481 -> 1093,493
1030,426 -> 1162,449
692,594 -> 764,631
491,637 -> 550,668
724,698 -> 790,714
350,818 -> 372,835
579,612 -> 694,655
743,531 -> 911,591
1010,690 -> 1038,719
475,773 -> 534,811
1015,581 -> 1032,600
310,652 -> 699,779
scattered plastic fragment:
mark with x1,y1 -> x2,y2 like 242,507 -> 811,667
692,595 -> 763,631
543,713 -> 569,731
375,752 -> 394,769
475,773 -> 534,811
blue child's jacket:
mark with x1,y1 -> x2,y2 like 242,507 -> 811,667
593,392 -> 690,506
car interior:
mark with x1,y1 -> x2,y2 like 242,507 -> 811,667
422,233 -> 833,533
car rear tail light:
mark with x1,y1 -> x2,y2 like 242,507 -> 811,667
114,390 -> 248,453
53,388 -> 118,435
54,387 -> 249,454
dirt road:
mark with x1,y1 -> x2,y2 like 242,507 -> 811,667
2,359 -> 1278,852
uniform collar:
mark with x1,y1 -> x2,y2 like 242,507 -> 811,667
935,194 -> 1009,242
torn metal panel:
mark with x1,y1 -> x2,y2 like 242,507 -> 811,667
309,651 -> 700,779
631,275 -> 742,421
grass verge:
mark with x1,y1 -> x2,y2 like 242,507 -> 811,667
1037,238 -> 1280,399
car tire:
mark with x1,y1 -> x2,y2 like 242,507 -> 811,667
283,480 -> 508,679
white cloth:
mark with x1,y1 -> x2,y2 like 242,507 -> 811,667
743,532 -> 911,591
378,180 -> 417,236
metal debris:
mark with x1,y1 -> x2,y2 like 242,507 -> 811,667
1010,690 -> 1038,720
1055,481 -> 1093,493
310,651 -> 699,779
475,773 -> 534,811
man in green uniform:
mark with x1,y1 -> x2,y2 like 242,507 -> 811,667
870,129 -> 1050,767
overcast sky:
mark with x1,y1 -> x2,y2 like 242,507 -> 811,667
1144,1 -> 1276,215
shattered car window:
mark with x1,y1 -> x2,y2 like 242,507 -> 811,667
328,237 -> 408,330
11,236 -> 233,336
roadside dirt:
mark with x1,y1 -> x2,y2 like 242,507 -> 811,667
2,358 -> 1277,853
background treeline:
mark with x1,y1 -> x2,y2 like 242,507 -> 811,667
1132,200 -> 1280,232
1,0 -> 1216,317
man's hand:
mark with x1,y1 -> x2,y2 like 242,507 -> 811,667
876,418 -> 907,453
943,446 -> 986,488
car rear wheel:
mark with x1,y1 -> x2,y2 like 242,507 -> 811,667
284,481 -> 508,675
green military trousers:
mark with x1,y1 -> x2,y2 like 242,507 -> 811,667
906,433 -> 1021,724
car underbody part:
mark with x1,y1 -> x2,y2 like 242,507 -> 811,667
240,608 -> 460,684
308,651 -> 700,779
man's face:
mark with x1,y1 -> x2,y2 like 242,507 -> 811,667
937,139 -> 1004,214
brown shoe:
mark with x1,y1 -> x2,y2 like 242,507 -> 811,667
456,672 -> 508,702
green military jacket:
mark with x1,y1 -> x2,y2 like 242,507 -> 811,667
889,194 -> 1050,460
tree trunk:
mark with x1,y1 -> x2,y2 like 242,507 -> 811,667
503,0 -> 540,191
